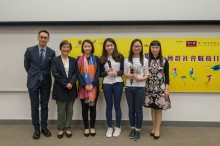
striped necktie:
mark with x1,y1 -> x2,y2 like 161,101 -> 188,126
39,49 -> 44,81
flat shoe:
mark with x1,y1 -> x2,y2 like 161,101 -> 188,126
84,133 -> 90,137
57,133 -> 63,139
66,131 -> 72,138
90,132 -> 96,137
150,132 -> 154,136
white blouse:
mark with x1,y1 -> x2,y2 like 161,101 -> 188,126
62,57 -> 69,78
124,57 -> 149,87
103,56 -> 123,84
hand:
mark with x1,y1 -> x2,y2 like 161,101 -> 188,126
109,71 -> 117,77
106,68 -> 113,74
134,76 -> 142,82
67,83 -> 72,89
85,85 -> 93,91
128,74 -> 134,79
164,89 -> 169,98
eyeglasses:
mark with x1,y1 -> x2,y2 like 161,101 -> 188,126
133,46 -> 142,49
38,36 -> 49,40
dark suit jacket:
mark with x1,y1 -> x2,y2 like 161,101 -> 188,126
24,45 -> 56,89
51,56 -> 77,102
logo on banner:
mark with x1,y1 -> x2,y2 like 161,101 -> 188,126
186,41 -> 197,47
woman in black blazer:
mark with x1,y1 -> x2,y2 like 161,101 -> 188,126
51,40 -> 77,139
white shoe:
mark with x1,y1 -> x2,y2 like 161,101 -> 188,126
106,127 -> 113,137
113,127 -> 121,137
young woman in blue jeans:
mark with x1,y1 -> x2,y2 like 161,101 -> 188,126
100,38 -> 124,138
124,39 -> 149,141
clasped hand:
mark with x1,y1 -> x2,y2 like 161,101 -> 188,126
67,83 -> 72,89
106,68 -> 117,77
85,84 -> 93,91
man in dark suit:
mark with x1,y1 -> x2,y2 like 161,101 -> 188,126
24,30 -> 56,139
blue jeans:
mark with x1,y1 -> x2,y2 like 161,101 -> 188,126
125,87 -> 145,130
103,82 -> 123,128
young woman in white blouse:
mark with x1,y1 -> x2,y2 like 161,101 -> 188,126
100,38 -> 124,138
124,39 -> 149,141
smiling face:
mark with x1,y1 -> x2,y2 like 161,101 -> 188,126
83,42 -> 92,55
105,41 -> 115,55
60,44 -> 71,56
132,41 -> 142,56
150,45 -> 160,57
37,32 -> 49,48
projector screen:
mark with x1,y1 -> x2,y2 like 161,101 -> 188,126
0,0 -> 220,22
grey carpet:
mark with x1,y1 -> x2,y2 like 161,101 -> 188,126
1,125 -> 220,146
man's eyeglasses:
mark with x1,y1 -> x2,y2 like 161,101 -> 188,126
38,36 -> 49,40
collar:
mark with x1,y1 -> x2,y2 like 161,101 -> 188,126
61,56 -> 69,62
153,56 -> 160,60
38,45 -> 47,52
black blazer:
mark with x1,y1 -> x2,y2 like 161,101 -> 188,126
51,56 -> 77,102
24,45 -> 56,89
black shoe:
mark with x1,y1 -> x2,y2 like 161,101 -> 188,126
90,132 -> 96,137
129,129 -> 135,139
41,127 -> 51,137
90,129 -> 96,137
150,132 -> 154,136
57,132 -> 64,139
84,133 -> 90,137
33,129 -> 40,139
84,129 -> 90,137
133,131 -> 140,141
66,131 -> 72,138
154,135 -> 160,140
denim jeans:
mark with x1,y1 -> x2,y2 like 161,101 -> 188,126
125,87 -> 145,130
103,82 -> 123,128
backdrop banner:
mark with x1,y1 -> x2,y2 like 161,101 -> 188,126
65,37 -> 220,92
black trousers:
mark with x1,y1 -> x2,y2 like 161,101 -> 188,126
28,80 -> 50,129
80,89 -> 99,129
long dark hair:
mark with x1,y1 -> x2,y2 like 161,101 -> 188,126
148,40 -> 163,67
100,38 -> 121,64
128,39 -> 144,66
81,39 -> 95,54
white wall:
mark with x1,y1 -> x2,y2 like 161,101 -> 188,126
0,92 -> 219,121
0,25 -> 220,121
0,0 -> 220,21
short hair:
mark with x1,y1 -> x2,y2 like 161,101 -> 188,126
38,30 -> 50,37
59,40 -> 72,51
81,39 -> 95,54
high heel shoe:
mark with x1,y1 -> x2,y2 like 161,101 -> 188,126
154,135 -> 160,140
150,132 -> 154,136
